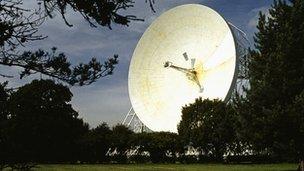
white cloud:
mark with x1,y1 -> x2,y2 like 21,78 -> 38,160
248,6 -> 271,29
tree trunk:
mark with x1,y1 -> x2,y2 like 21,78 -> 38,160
299,160 -> 304,171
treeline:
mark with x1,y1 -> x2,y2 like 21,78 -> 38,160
0,78 -> 231,169
0,79 -> 302,170
0,80 -> 180,168
0,80 -> 232,166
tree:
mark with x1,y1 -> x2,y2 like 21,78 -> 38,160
0,82 -> 9,123
109,124 -> 133,163
0,82 -> 10,170
286,90 -> 304,170
133,132 -> 179,163
236,0 -> 304,163
0,0 -> 156,85
79,122 -> 112,163
148,132 -> 180,163
5,79 -> 89,164
178,98 -> 238,161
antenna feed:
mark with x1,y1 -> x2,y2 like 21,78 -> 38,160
164,61 -> 172,68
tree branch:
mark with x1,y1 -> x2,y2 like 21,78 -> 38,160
0,48 -> 118,86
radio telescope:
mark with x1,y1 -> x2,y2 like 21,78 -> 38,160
127,4 -> 241,133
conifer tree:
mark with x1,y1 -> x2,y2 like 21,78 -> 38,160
237,0 -> 304,164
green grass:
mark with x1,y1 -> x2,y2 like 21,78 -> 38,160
33,164 -> 297,171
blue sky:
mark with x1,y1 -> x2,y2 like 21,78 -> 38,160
1,0 -> 273,128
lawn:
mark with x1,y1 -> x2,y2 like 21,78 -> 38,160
33,164 -> 297,171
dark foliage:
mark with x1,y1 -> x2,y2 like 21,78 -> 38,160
234,0 -> 304,167
0,82 -> 9,170
78,122 -> 112,163
9,48 -> 118,86
109,124 -> 133,163
133,132 -> 180,163
0,0 -> 46,52
41,0 -> 145,28
0,82 -> 9,122
178,98 -> 238,161
236,0 -> 304,162
1,78 -> 300,166
286,90 -> 304,162
4,80 -> 89,165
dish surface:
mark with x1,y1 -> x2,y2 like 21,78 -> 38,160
128,4 -> 237,132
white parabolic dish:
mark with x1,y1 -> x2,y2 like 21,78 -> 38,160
128,4 -> 238,133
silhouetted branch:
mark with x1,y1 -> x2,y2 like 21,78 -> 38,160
146,0 -> 156,13
0,48 -> 118,86
41,0 -> 147,29
0,73 -> 13,78
0,0 -> 155,86
0,0 -> 47,51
